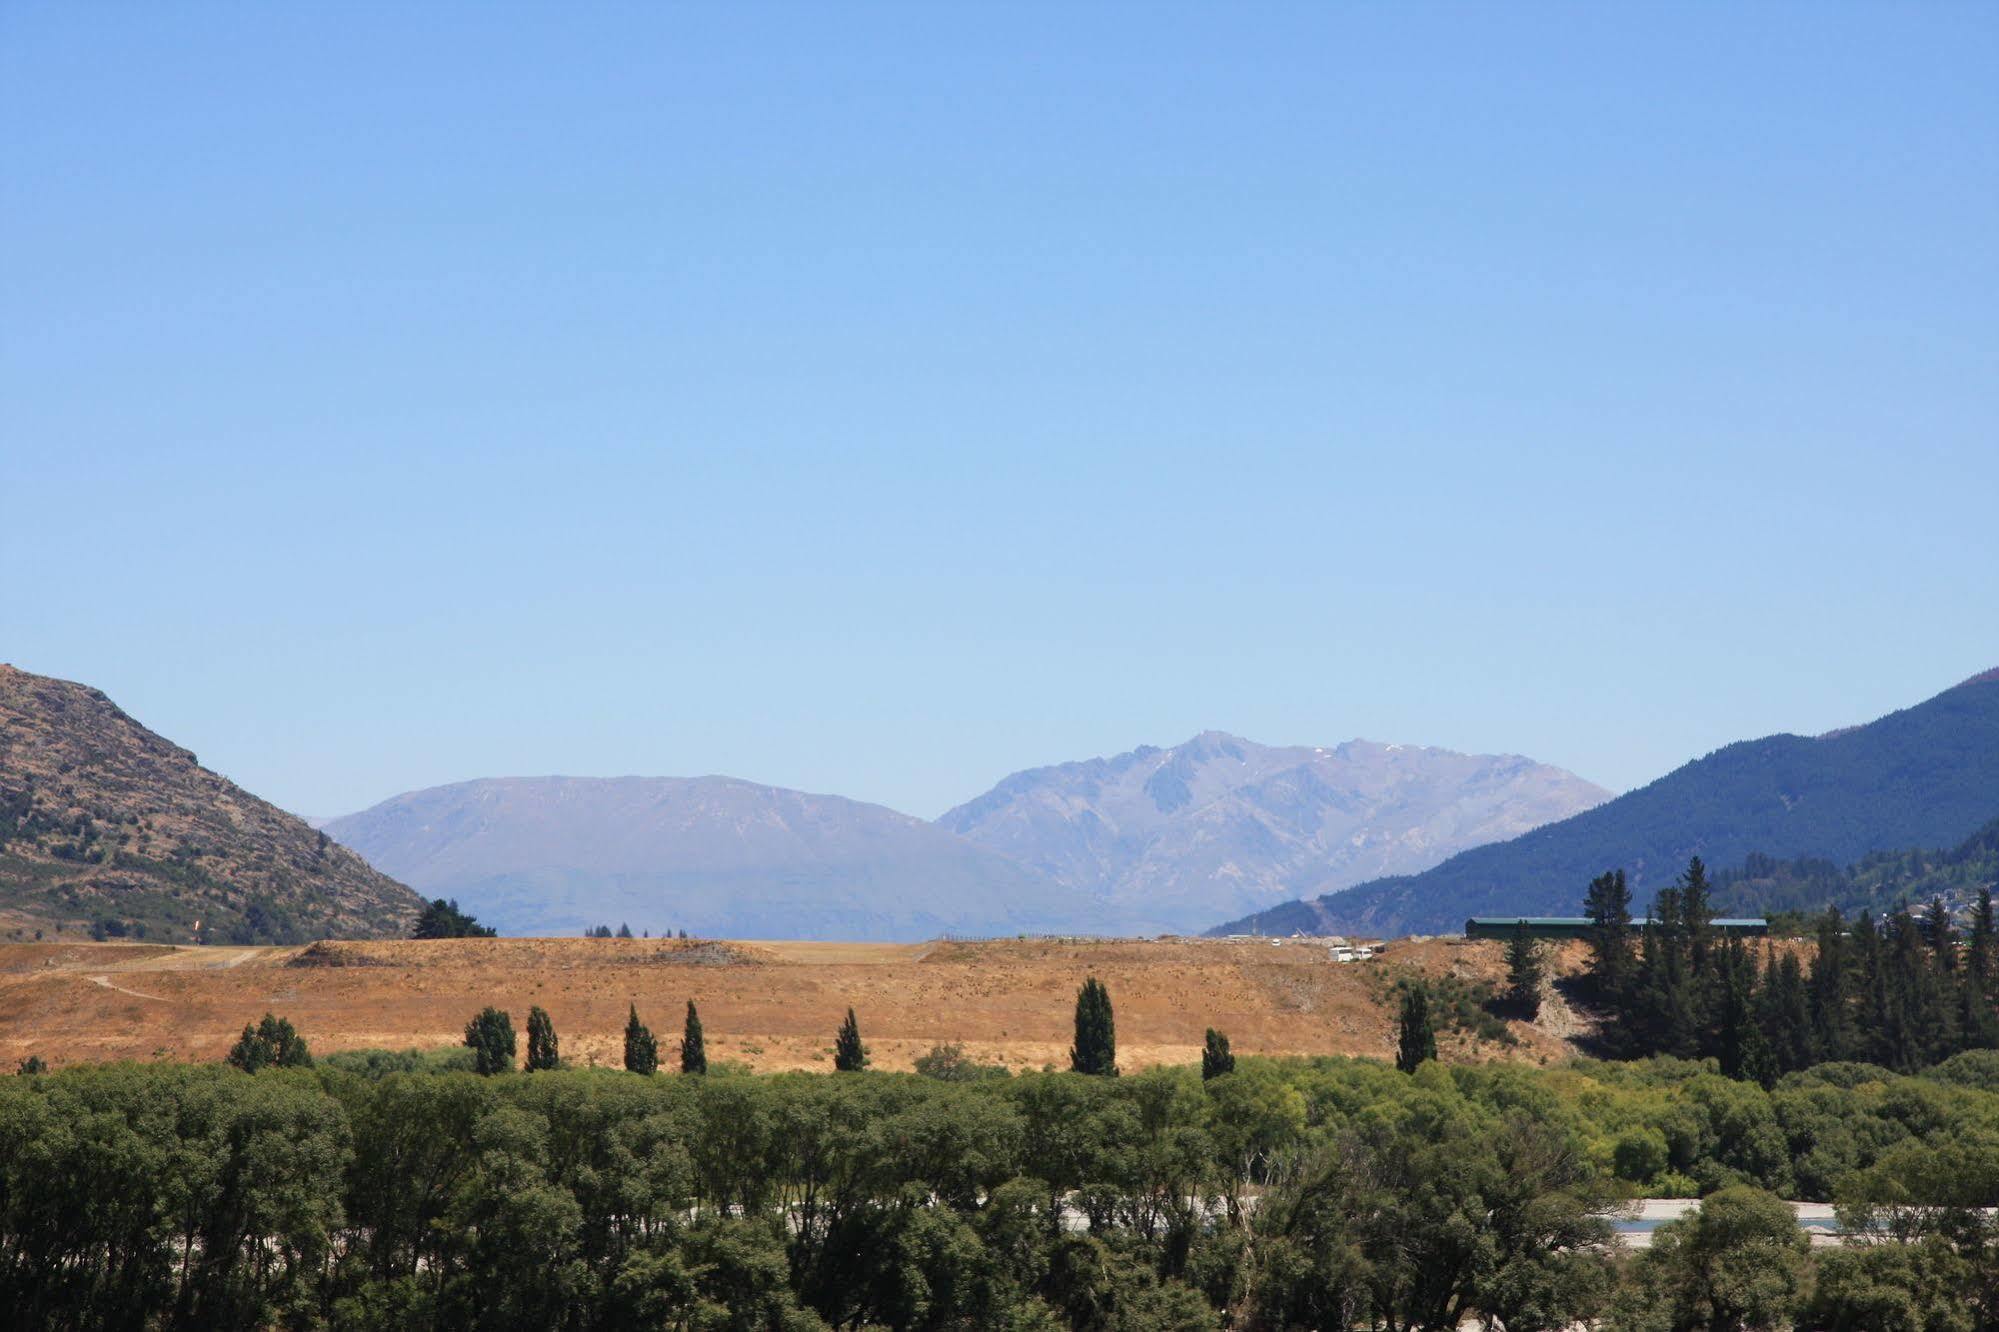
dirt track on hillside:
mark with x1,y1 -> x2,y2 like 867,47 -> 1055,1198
0,934 -> 1606,1072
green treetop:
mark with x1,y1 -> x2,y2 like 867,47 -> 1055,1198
1201,1028 -> 1235,1080
681,1000 -> 707,1076
624,1004 -> 658,1075
833,1007 -> 869,1072
1069,976 -> 1118,1076
463,1007 -> 515,1075
227,1013 -> 313,1072
525,1005 -> 559,1072
1396,984 -> 1436,1074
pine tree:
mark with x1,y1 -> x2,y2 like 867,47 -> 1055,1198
680,1000 -> 707,1076
1715,938 -> 1770,1083
1681,857 -> 1715,977
1504,925 -> 1544,1020
525,1005 -> 559,1071
1853,911 -> 1894,1065
623,1004 -> 658,1075
413,898 -> 496,939
1923,898 -> 1958,971
1968,890 -> 1997,1001
1760,950 -> 1813,1075
463,1007 -> 515,1075
1396,984 -> 1436,1074
1201,1028 -> 1235,1080
1637,885 -> 1699,1058
226,1013 -> 314,1072
1874,909 -> 1933,1071
1582,868 -> 1635,1000
1809,908 -> 1854,1063
833,1007 -> 869,1072
1964,890 -> 1999,1049
616,923 -> 633,939
1069,977 -> 1118,1076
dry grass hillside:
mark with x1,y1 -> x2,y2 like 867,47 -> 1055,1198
0,933 -> 1610,1072
0,664 -> 423,943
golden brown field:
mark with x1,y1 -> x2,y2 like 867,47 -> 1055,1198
0,934 -> 1597,1073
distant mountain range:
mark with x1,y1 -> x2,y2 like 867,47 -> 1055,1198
1216,668 -> 1999,939
938,732 -> 1610,930
320,776 -> 1103,940
324,737 -> 1608,939
0,665 -> 422,942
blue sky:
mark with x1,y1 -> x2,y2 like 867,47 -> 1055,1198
4,5 -> 1996,820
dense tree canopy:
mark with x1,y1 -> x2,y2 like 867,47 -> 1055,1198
5,1048 -> 1997,1329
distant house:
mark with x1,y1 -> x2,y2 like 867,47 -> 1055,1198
1463,916 -> 1768,941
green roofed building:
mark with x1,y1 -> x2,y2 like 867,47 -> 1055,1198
1464,916 -> 1768,941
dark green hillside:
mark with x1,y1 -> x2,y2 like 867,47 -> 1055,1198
1216,669 -> 1999,938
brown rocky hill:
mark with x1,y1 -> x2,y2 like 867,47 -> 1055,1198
0,664 -> 423,943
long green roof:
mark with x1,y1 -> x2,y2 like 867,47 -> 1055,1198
1464,916 -> 1768,927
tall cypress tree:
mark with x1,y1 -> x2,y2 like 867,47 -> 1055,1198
525,1005 -> 559,1072
1582,868 -> 1635,1001
833,1007 -> 869,1072
1069,977 -> 1118,1076
623,1004 -> 658,1075
1202,1028 -> 1235,1080
1396,984 -> 1437,1074
680,1000 -> 707,1076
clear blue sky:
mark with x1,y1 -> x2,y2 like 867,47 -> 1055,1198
5,5 -> 1996,821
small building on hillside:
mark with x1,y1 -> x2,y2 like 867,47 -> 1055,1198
1464,916 -> 1768,941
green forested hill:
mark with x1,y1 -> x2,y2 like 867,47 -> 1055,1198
1217,669 -> 1999,937
1710,814 -> 1999,922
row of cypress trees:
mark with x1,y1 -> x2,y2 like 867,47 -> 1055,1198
446,978 -> 1258,1082
1582,857 -> 1999,1077
459,1000 -> 880,1075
